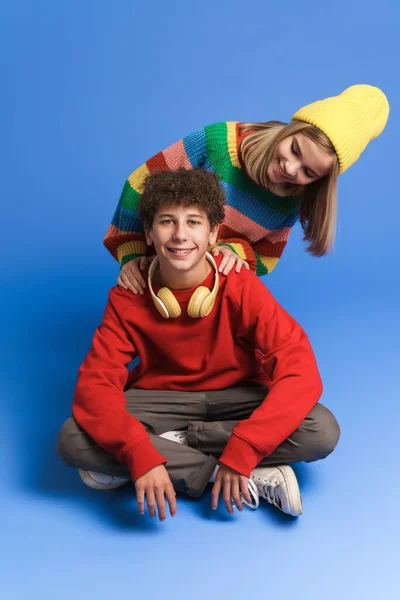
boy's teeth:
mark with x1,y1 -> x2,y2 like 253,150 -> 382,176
170,249 -> 191,254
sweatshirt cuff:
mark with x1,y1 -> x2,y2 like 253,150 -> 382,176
123,438 -> 167,481
218,434 -> 265,478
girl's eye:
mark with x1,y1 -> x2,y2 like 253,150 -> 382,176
304,168 -> 313,178
291,142 -> 298,156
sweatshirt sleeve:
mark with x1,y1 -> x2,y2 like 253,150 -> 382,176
72,287 -> 167,481
103,126 -> 211,267
219,272 -> 323,477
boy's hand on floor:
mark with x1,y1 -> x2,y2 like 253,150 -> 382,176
211,464 -> 252,514
135,464 -> 176,521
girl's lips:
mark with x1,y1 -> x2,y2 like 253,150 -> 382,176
276,160 -> 292,183
275,160 -> 285,181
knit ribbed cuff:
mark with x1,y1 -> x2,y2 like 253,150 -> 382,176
124,439 -> 167,481
117,240 -> 147,265
218,434 -> 265,478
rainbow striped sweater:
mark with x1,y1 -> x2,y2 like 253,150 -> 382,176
104,122 -> 300,276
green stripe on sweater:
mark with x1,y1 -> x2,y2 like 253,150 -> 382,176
255,252 -> 269,276
120,253 -> 143,268
119,180 -> 141,211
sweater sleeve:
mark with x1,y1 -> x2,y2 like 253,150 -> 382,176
219,272 -> 323,477
214,237 -> 291,276
213,238 -> 258,273
72,287 -> 167,481
103,127 -> 211,267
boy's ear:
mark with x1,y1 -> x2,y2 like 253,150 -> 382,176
144,226 -> 153,246
209,225 -> 219,246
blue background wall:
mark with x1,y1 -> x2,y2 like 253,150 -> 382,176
1,1 -> 399,598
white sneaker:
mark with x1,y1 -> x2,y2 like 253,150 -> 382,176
78,469 -> 129,490
159,430 -> 188,444
250,465 -> 303,516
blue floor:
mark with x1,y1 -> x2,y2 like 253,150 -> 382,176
2,1 -> 399,598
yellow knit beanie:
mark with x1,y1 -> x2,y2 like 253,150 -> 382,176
292,85 -> 389,174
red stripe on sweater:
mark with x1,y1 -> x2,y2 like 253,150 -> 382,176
253,239 -> 288,258
146,152 -> 169,173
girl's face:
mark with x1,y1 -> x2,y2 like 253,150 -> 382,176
267,132 -> 335,187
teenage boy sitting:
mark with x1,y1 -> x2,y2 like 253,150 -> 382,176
57,169 -> 340,520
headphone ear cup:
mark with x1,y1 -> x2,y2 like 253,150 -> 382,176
152,295 -> 170,319
199,293 -> 216,317
157,287 -> 181,318
187,286 -> 210,318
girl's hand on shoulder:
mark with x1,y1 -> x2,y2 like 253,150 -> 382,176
211,245 -> 250,275
117,256 -> 149,295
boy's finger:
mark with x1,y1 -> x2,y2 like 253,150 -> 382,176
155,489 -> 167,522
211,478 -> 222,510
240,478 -> 252,504
166,485 -> 177,517
136,489 -> 145,515
231,478 -> 243,512
222,481 -> 234,514
146,489 -> 156,518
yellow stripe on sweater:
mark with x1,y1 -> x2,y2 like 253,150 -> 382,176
259,255 -> 279,273
213,240 -> 247,260
127,163 -> 151,193
117,240 -> 147,263
226,122 -> 240,168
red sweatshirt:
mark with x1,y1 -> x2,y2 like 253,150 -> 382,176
73,258 -> 322,480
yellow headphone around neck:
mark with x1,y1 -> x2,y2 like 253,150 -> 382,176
147,251 -> 219,319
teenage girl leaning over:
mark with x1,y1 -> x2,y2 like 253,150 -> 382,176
103,84 -> 389,293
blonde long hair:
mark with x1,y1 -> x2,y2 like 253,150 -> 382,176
240,121 -> 339,256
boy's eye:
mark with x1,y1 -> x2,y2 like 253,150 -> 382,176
189,220 -> 200,226
161,219 -> 174,224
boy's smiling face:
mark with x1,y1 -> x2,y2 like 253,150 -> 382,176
145,203 -> 218,288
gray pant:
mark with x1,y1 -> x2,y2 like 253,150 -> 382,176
57,384 -> 340,498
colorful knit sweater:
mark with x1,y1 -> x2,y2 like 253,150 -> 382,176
104,122 -> 301,276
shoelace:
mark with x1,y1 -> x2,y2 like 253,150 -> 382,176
237,478 -> 260,510
255,479 -> 282,509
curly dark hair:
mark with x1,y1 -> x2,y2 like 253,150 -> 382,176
139,169 -> 226,229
